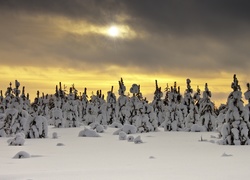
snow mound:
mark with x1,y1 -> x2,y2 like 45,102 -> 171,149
113,128 -> 122,135
110,122 -> 123,128
122,124 -> 137,134
78,128 -> 101,137
127,135 -> 134,142
56,143 -> 65,146
96,125 -> 105,133
90,123 -> 105,133
13,151 -> 30,159
134,135 -> 143,144
8,133 -> 25,146
52,132 -> 58,139
221,152 -> 233,157
89,122 -> 99,129
119,131 -> 127,140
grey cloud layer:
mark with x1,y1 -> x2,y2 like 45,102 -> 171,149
0,0 -> 250,77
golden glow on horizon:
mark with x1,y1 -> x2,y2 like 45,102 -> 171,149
0,65 -> 241,106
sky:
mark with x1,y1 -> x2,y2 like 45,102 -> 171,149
0,0 -> 250,106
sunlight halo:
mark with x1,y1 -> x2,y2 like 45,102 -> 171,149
108,26 -> 119,37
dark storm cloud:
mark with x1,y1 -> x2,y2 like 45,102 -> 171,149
0,0 -> 250,77
0,0 -> 123,24
2,0 -> 250,35
122,0 -> 250,36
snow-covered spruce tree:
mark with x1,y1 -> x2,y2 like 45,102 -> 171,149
62,87 -> 80,127
183,82 -> 205,131
215,103 -> 228,134
218,74 -> 250,145
83,90 -> 103,125
29,91 -> 43,116
91,90 -> 107,126
126,84 -> 141,125
115,78 -> 128,125
176,80 -> 192,128
37,93 -> 50,124
0,104 -> 6,137
183,102 -> 201,132
84,101 -> 96,125
51,96 -> 65,128
151,80 -> 165,126
144,101 -> 158,131
163,83 -> 170,106
0,83 -> 13,136
72,84 -> 83,123
133,100 -> 158,133
193,86 -> 201,110
198,83 -> 216,131
183,79 -> 193,115
81,88 -> 89,123
2,82 -> 14,109
10,84 -> 30,135
24,91 -> 48,138
20,86 -> 31,113
163,82 -> 184,131
24,114 -> 48,138
244,83 -> 250,122
0,80 -> 29,137
106,86 -> 116,125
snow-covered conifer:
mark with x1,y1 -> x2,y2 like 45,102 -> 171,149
162,82 -> 183,131
183,78 -> 193,115
0,81 -> 29,137
116,78 -> 128,125
244,83 -> 250,122
218,74 -> 250,145
24,115 -> 48,138
184,103 -> 201,131
125,84 -> 141,125
62,87 -> 80,127
198,83 -> 216,131
106,86 -> 116,125
51,97 -> 65,128
81,88 -> 89,122
193,86 -> 201,110
151,80 -> 165,126
84,102 -> 97,125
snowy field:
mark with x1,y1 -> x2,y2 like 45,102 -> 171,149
1,126 -> 250,180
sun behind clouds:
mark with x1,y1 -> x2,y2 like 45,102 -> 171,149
108,26 -> 119,37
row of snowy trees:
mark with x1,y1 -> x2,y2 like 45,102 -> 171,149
0,75 -> 250,145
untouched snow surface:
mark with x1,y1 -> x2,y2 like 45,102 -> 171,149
1,126 -> 250,180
